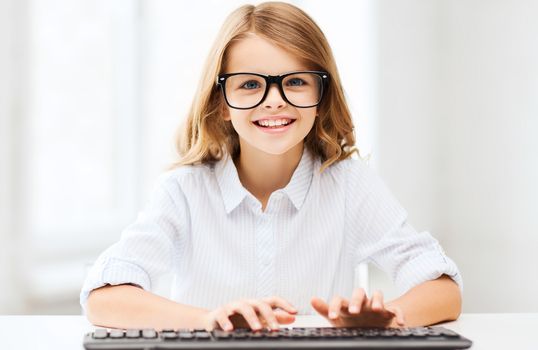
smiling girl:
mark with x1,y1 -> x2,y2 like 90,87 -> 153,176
81,1 -> 462,332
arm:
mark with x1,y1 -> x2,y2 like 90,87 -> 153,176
82,174 -> 192,329
86,284 -> 208,330
386,274 -> 462,327
310,274 -> 461,328
345,161 -> 462,327
87,284 -> 297,331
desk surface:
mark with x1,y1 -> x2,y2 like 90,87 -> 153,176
0,314 -> 535,350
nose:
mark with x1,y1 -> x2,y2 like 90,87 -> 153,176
263,84 -> 287,110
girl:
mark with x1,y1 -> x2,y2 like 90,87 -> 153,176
81,2 -> 462,332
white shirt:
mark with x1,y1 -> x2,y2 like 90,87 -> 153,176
80,148 -> 462,315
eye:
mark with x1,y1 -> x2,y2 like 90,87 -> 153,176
240,80 -> 261,89
287,78 -> 306,86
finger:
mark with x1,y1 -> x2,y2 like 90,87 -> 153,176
274,309 -> 296,325
229,302 -> 262,330
386,305 -> 405,326
328,296 -> 345,320
249,300 -> 280,330
262,296 -> 298,314
214,308 -> 234,331
371,290 -> 384,311
349,288 -> 366,314
310,296 -> 329,317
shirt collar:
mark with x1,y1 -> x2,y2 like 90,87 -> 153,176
214,154 -> 249,214
215,147 -> 316,214
280,148 -> 315,211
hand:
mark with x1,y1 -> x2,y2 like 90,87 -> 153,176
201,296 -> 298,331
311,288 -> 405,328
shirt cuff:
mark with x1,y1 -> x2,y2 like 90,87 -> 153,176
79,258 -> 151,315
394,249 -> 463,295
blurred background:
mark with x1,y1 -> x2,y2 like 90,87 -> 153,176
0,0 -> 536,315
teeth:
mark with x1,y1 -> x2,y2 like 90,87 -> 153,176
257,119 -> 292,127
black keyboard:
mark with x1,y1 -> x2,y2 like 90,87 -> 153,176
83,326 -> 473,349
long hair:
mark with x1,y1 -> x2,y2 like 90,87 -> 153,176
172,1 -> 358,171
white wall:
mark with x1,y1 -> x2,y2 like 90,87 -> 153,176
0,0 -> 15,311
438,0 -> 538,312
375,0 -> 538,312
0,0 -> 25,313
369,0 -> 443,302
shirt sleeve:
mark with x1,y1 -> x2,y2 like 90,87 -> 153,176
79,172 -> 185,314
345,159 -> 463,295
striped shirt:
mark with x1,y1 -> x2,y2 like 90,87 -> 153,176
80,148 -> 462,315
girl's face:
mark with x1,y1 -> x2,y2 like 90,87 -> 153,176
222,34 -> 317,156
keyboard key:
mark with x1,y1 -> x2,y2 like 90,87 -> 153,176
194,331 -> 211,340
109,329 -> 124,338
178,331 -> 195,340
162,331 -> 178,340
395,330 -> 412,337
92,329 -> 108,339
427,329 -> 442,337
125,329 -> 140,338
265,332 -> 280,339
439,328 -> 460,337
212,330 -> 232,339
142,329 -> 157,338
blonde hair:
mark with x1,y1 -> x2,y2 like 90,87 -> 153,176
173,1 -> 358,172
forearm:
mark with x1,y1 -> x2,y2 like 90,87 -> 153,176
86,284 -> 208,330
386,274 -> 462,327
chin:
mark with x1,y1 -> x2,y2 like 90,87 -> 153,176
255,141 -> 304,156
256,146 -> 294,156
239,132 -> 306,157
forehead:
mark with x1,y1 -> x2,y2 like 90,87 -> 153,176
225,33 -> 309,75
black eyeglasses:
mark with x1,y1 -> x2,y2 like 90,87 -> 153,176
216,71 -> 329,109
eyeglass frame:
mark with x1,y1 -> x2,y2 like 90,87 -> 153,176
216,70 -> 330,110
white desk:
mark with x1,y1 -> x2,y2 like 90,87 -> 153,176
0,314 -> 535,350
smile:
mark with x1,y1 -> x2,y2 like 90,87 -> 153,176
254,118 -> 296,128
252,118 -> 296,134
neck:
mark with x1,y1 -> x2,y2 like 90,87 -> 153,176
234,142 -> 304,206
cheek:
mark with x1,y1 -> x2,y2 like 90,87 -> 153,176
229,111 -> 253,130
299,110 -> 317,129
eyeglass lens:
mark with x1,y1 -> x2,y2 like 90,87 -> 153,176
224,73 -> 323,108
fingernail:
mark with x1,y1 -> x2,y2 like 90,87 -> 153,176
271,322 -> 279,329
349,305 -> 359,313
329,311 -> 337,319
372,302 -> 381,309
224,323 -> 232,331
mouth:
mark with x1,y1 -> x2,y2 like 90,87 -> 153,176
252,118 -> 297,129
